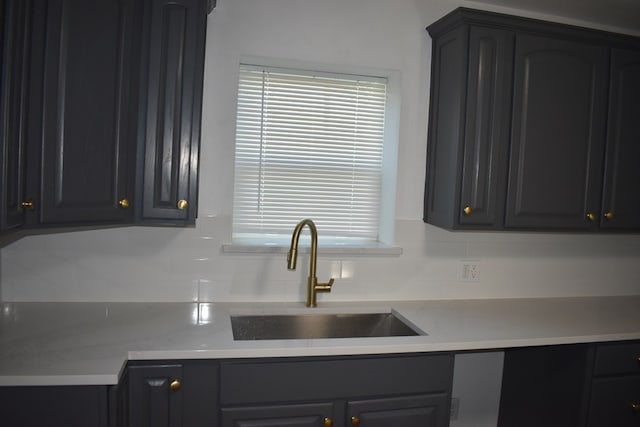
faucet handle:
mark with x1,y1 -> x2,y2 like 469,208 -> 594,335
315,278 -> 335,292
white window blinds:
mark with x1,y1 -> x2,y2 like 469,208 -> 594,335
232,64 -> 387,241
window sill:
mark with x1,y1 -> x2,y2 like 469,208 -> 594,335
221,241 -> 403,256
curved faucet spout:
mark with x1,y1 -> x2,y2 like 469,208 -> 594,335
287,219 -> 335,307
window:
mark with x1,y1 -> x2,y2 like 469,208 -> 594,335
232,63 -> 396,247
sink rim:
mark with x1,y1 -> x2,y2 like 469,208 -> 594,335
229,309 -> 427,341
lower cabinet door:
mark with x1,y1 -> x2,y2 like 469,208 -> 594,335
588,376 -> 640,427
221,402 -> 335,427
0,385 -> 110,427
348,393 -> 449,427
128,364 -> 184,427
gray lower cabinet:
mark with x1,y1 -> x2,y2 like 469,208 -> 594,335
126,361 -> 219,427
0,385 -> 112,427
498,340 -> 640,427
587,342 -> 640,427
221,402 -> 335,427
220,354 -> 454,427
348,394 -> 448,427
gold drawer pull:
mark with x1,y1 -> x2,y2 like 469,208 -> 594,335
351,416 -> 360,427
118,198 -> 130,209
603,211 -> 614,220
463,206 -> 473,216
169,379 -> 181,392
177,199 -> 188,210
323,417 -> 333,427
586,212 -> 597,221
631,403 -> 640,413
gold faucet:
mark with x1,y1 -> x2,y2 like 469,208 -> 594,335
287,219 -> 335,307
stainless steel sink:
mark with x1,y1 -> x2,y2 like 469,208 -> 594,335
230,312 -> 424,340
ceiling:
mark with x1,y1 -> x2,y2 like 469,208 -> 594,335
469,0 -> 640,33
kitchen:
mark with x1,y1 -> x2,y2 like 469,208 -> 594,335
1,0 -> 640,426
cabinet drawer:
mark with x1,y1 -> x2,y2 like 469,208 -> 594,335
221,402 -> 335,427
348,393 -> 449,427
220,354 -> 453,405
588,376 -> 640,427
593,342 -> 640,376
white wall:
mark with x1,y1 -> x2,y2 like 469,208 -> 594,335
2,0 -> 640,304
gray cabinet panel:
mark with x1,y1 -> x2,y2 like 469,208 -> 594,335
424,23 -> 513,230
423,25 -> 467,229
1,0 -> 31,232
0,385 -> 110,427
588,376 -> 640,427
221,354 -> 453,427
458,27 -> 513,227
348,394 -> 448,427
128,364 -> 183,427
424,8 -> 640,232
38,0 -> 136,224
127,361 -> 219,427
600,48 -> 640,229
498,344 -> 592,427
221,402 -> 335,427
220,354 -> 453,405
136,0 -> 207,224
505,34 -> 608,229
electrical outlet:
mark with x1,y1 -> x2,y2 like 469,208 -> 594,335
450,397 -> 460,420
458,259 -> 480,282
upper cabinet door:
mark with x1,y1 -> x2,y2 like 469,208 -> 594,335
423,23 -> 513,230
37,0 -> 136,224
1,0 -> 31,232
458,27 -> 513,228
505,34 -> 609,229
599,48 -> 640,230
136,0 -> 207,224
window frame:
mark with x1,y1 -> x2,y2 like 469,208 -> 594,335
225,57 -> 401,254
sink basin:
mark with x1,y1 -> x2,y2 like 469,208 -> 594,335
230,312 -> 424,340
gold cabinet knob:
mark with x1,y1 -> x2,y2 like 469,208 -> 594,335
118,198 -> 130,209
603,211 -> 614,220
586,212 -> 597,221
463,206 -> 473,216
351,416 -> 360,427
21,200 -> 35,211
177,199 -> 188,210
323,417 -> 333,427
631,403 -> 640,413
169,379 -> 181,392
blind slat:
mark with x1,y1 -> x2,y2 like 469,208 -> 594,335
232,64 -> 387,239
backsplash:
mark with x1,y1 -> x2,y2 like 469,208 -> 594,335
2,216 -> 640,302
2,0 -> 640,302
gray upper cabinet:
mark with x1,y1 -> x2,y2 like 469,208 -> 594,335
1,0 -> 31,232
424,23 -> 513,229
1,0 -> 212,240
423,8 -> 640,232
600,48 -> 640,230
35,0 -> 138,225
135,0 -> 208,225
505,34 -> 609,230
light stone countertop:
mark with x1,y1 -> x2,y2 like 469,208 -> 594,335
1,296 -> 639,386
